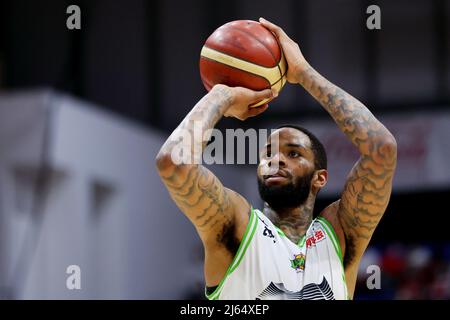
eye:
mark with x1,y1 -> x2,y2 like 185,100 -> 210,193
289,151 -> 300,158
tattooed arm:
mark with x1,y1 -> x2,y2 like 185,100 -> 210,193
156,84 -> 273,285
301,64 -> 397,296
260,18 -> 397,297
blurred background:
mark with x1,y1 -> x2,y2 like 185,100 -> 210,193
0,0 -> 449,299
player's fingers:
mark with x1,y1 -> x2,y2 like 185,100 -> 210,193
252,88 -> 276,103
259,17 -> 287,39
247,104 -> 269,117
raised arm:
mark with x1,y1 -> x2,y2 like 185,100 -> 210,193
155,84 -> 273,285
260,18 -> 397,295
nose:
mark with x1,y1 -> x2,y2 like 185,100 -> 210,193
268,151 -> 286,168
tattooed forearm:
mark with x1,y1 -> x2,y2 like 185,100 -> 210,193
157,85 -> 233,166
297,63 -> 396,158
297,63 -> 397,262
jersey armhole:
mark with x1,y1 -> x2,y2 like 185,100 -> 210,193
205,206 -> 258,300
316,216 -> 350,300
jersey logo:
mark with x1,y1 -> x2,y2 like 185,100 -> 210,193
256,277 -> 335,300
306,229 -> 326,248
258,215 -> 276,243
263,226 -> 276,243
290,253 -> 306,272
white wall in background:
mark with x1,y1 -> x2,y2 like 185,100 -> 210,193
0,90 -> 252,299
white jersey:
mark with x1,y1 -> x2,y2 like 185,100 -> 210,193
206,207 -> 349,300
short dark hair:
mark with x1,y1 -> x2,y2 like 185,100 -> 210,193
276,124 -> 327,170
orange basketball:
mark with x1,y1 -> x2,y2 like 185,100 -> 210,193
199,20 -> 287,107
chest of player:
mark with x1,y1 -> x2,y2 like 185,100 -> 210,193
253,216 -> 335,290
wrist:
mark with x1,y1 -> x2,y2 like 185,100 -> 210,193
293,60 -> 310,84
210,84 -> 235,109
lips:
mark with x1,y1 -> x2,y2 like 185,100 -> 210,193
263,169 -> 287,179
264,173 -> 285,179
263,170 -> 289,181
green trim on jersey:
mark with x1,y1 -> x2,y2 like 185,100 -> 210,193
205,206 -> 258,300
275,226 -> 286,237
297,235 -> 306,247
316,216 -> 349,299
275,226 -> 305,247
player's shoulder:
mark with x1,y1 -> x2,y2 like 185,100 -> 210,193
319,199 -> 341,217
318,199 -> 341,224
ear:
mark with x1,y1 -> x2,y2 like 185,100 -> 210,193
312,169 -> 328,191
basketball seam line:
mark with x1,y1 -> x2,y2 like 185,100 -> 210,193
201,53 -> 285,87
200,54 -> 271,86
203,27 -> 280,69
227,26 -> 284,82
226,26 -> 279,62
201,47 -> 285,86
275,54 -> 288,86
202,44 -> 276,70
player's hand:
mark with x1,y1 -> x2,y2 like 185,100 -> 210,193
214,84 -> 276,121
259,17 -> 308,84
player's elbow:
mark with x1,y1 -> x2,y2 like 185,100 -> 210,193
379,134 -> 397,163
155,150 -> 175,173
155,149 -> 195,176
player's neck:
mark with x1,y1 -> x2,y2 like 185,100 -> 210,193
263,193 -> 316,244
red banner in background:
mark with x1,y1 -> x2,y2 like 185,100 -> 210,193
264,110 -> 450,195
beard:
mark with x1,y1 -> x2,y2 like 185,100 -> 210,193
257,170 -> 315,210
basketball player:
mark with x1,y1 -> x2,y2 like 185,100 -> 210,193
156,18 -> 397,300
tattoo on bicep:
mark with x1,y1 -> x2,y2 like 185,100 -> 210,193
162,165 -> 232,232
339,155 -> 395,242
196,171 -> 233,231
